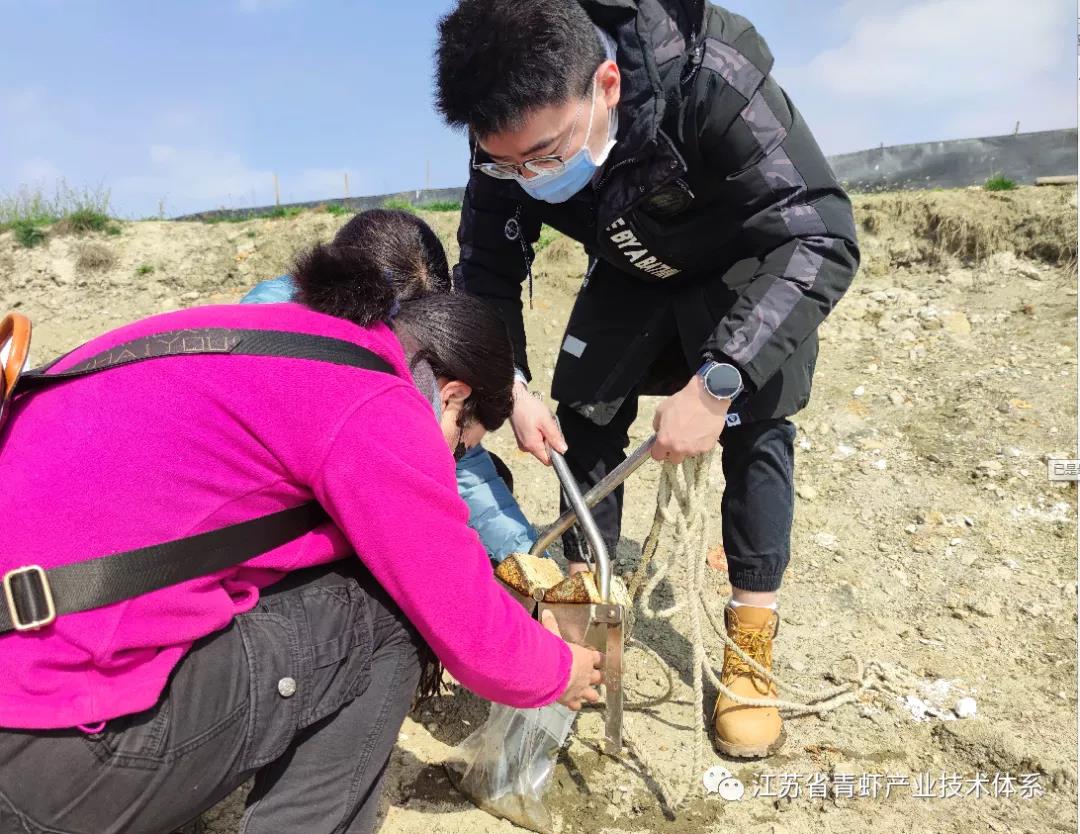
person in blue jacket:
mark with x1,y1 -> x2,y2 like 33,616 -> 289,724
240,209 -> 539,564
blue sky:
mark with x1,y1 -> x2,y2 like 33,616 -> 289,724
1,0 -> 1075,218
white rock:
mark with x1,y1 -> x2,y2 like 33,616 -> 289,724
852,385 -> 866,397
941,312 -> 972,335
814,531 -> 839,551
954,697 -> 978,719
872,459 -> 888,470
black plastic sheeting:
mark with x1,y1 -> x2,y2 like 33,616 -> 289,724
829,128 -> 1077,193
175,187 -> 468,222
175,129 -> 1077,220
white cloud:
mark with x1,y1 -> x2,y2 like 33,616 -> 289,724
785,0 -> 1075,153
113,144 -> 367,216
805,0 -> 1064,102
16,157 -> 63,185
116,146 -> 274,214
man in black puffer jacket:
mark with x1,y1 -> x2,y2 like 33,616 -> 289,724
436,0 -> 859,758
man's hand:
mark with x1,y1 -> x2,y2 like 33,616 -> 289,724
652,375 -> 729,464
542,609 -> 604,710
510,382 -> 567,465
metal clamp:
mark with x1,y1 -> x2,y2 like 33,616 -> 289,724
3,565 -> 56,631
531,435 -> 656,561
545,447 -> 640,755
549,449 -> 612,603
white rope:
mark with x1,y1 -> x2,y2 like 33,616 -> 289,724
620,449 -> 924,810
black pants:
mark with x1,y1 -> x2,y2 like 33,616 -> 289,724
558,395 -> 797,593
0,561 -> 424,834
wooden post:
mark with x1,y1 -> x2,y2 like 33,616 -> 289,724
1014,121 -> 1020,136
273,174 -> 280,207
344,172 -> 350,200
425,159 -> 431,191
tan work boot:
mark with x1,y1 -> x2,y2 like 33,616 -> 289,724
712,604 -> 785,758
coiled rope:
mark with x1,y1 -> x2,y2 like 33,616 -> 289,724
619,449 -> 924,809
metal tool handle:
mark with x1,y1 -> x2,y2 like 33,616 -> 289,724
531,435 -> 656,560
547,447 -> 621,603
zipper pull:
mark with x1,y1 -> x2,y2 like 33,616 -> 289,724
505,207 -> 535,310
582,254 -> 598,290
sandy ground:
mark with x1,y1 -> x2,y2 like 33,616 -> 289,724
3,185 -> 1078,834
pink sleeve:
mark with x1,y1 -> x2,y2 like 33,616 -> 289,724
311,385 -> 572,708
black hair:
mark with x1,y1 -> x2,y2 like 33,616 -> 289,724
435,0 -> 605,136
332,209 -> 450,299
393,294 -> 515,432
292,209 -> 450,326
294,221 -> 513,432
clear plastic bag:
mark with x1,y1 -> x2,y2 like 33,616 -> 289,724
446,702 -> 576,834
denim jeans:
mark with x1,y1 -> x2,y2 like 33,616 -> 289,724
0,560 -> 423,834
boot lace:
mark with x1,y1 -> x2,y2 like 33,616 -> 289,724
722,614 -> 776,692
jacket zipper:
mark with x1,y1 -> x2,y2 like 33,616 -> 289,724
595,155 -> 639,192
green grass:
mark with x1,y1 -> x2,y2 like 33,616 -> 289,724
58,207 -> 119,235
381,197 -> 417,214
322,203 -> 352,216
203,213 -> 252,224
417,200 -> 461,212
202,205 -> 305,223
984,174 -> 1018,191
11,220 -> 47,248
0,181 -> 115,247
136,263 -> 155,275
265,205 -> 304,220
534,224 -> 560,253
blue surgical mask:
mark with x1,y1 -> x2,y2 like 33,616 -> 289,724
517,79 -> 619,204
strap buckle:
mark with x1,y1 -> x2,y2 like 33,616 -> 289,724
3,565 -> 56,631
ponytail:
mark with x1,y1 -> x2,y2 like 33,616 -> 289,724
293,243 -> 398,326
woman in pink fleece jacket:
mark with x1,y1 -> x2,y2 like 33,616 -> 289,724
0,224 -> 601,834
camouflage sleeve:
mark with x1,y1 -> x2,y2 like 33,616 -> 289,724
454,164 -> 543,381
692,20 -> 860,393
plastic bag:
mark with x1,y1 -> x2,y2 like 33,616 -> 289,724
446,701 -> 576,834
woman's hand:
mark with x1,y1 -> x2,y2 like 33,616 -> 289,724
541,609 -> 604,710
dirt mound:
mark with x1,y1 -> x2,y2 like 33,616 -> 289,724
857,185 -> 1077,272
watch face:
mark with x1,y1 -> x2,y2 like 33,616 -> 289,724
705,363 -> 742,399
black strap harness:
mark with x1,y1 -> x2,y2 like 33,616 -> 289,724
1,327 -> 398,634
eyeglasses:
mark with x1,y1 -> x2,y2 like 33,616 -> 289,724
472,76 -> 597,181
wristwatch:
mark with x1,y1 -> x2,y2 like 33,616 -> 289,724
696,359 -> 744,402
